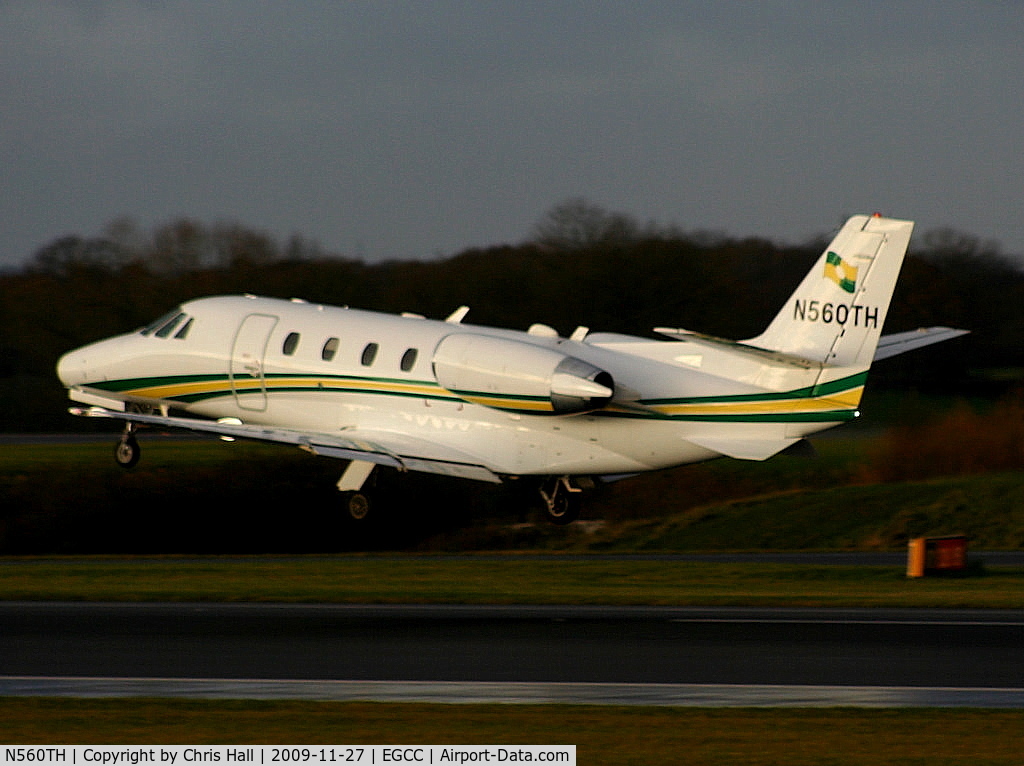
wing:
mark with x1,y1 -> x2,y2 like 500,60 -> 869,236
873,327 -> 969,361
70,406 -> 502,484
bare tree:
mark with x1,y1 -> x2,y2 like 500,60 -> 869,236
531,197 -> 640,250
150,218 -> 210,274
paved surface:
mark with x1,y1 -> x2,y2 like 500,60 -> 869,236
2,603 -> 1023,706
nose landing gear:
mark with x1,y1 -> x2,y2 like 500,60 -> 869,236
114,425 -> 141,469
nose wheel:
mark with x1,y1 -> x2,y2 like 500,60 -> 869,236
114,427 -> 141,469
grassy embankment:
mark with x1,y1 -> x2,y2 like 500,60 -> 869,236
3,394 -> 1024,555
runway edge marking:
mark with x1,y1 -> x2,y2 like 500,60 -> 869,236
3,677 -> 1024,708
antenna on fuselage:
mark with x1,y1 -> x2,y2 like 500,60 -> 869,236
445,306 -> 470,323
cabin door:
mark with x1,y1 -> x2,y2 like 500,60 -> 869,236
230,313 -> 277,411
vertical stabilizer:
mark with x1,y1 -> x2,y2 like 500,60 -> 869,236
747,214 -> 914,369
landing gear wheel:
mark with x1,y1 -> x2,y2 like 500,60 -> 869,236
544,492 -> 581,525
343,491 -> 371,522
539,477 -> 582,525
114,435 -> 141,469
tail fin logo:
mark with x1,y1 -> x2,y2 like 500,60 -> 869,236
824,251 -> 858,293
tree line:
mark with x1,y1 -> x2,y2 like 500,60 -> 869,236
2,200 -> 1021,430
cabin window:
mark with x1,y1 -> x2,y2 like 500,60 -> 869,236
282,332 -> 301,356
360,342 -> 379,366
400,348 -> 418,372
322,337 -> 340,361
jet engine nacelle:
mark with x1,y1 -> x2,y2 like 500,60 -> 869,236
432,333 -> 614,415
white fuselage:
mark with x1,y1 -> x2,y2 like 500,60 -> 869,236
57,294 -> 849,478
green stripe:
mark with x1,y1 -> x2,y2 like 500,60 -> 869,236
640,372 -> 867,407
596,408 -> 858,424
84,371 -> 867,423
89,374 -> 224,393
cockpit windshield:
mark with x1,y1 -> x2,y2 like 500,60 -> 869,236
140,309 -> 193,340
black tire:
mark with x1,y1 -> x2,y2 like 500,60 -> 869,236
542,488 -> 581,525
114,436 -> 141,469
343,491 -> 371,522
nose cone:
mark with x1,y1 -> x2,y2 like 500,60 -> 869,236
56,346 -> 92,387
57,333 -> 140,390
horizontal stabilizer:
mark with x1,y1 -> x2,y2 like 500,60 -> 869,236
686,435 -> 803,461
653,328 -> 821,369
873,327 -> 969,361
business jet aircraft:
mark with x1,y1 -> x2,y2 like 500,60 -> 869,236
57,214 -> 965,524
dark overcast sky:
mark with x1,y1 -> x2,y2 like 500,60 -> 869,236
3,1 -> 1023,267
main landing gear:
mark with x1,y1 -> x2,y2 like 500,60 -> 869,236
340,491 -> 372,522
337,460 -> 378,523
538,476 -> 585,525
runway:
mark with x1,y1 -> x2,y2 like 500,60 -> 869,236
2,603 -> 1023,707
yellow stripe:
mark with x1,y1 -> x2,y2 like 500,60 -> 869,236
309,378 -> 442,397
459,394 -> 554,412
653,387 -> 863,416
130,380 -> 236,398
127,377 -> 448,400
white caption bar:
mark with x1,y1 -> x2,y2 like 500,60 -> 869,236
2,747 -> 575,766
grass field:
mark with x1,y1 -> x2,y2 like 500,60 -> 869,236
1,555 -> 1023,607
2,700 -> 1024,764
